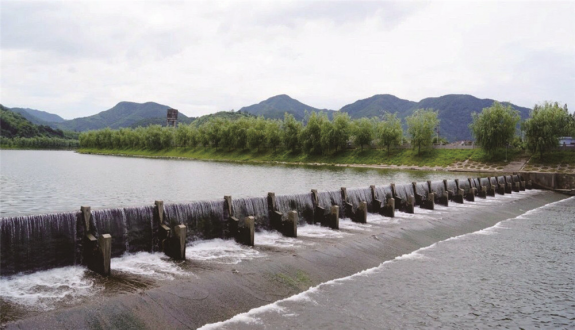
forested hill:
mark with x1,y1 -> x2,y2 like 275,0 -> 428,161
10,107 -> 65,125
239,94 -> 336,121
243,94 -> 531,141
0,105 -> 72,139
55,101 -> 193,131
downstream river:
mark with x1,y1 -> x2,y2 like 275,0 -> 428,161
1,150 -> 476,217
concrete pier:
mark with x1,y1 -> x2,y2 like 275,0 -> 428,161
236,216 -> 255,246
355,201 -> 368,223
405,195 -> 415,214
486,177 -> 496,197
370,185 -> 382,213
466,178 -> 476,202
412,182 -> 424,206
155,200 -> 187,260
325,205 -> 339,229
381,196 -> 395,217
452,179 -> 465,203
285,211 -> 298,238
80,206 -> 112,277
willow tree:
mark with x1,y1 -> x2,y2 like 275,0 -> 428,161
353,118 -> 375,150
377,112 -> 403,155
283,113 -> 302,152
406,109 -> 439,154
523,102 -> 570,158
469,102 -> 519,156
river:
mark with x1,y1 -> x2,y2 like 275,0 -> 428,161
1,150 -> 477,217
1,150 -> 573,329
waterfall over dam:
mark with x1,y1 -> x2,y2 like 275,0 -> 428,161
1,174 -> 530,277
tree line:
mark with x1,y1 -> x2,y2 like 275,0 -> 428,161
79,100 -> 573,159
0,136 -> 80,149
470,101 -> 574,157
79,111 -> 437,154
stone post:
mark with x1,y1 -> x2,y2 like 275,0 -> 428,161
405,195 -> 415,214
235,216 -> 255,246
370,185 -> 382,213
382,197 -> 395,217
354,201 -> 367,223
311,189 -> 323,225
97,234 -> 111,277
284,211 -> 298,238
486,177 -> 496,197
155,200 -> 171,253
466,178 -> 476,202
412,182 -> 423,206
268,192 -> 283,231
167,225 -> 186,260
452,179 -> 464,203
329,206 -> 339,230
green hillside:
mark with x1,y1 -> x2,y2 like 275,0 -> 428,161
242,94 -> 531,142
10,107 -> 66,125
239,94 -> 336,121
56,101 -> 193,131
0,105 -> 71,139
339,94 -> 417,118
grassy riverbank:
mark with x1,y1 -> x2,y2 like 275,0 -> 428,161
78,147 -> 523,168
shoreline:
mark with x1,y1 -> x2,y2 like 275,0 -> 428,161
3,190 -> 565,329
76,149 -> 522,174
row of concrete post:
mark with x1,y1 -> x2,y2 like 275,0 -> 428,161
79,174 -> 532,277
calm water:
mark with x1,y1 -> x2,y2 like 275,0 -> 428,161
202,195 -> 575,330
0,150 -> 477,217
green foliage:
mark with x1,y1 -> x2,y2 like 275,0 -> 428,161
352,118 -> 375,150
406,109 -> 439,154
300,112 -> 327,154
377,112 -> 403,155
469,101 -> 520,156
283,113 -> 302,152
0,105 -> 79,149
523,102 -> 571,158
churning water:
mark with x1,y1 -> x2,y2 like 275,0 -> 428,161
199,196 -> 575,330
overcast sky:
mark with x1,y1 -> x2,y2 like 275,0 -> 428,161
1,0 -> 574,119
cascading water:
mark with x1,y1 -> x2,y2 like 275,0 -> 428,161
91,206 -> 154,258
275,193 -> 314,224
446,180 -> 457,192
346,187 -> 372,211
414,182 -> 429,196
0,212 -> 78,276
317,190 -> 343,217
164,200 -> 225,240
232,197 -> 269,229
430,181 -> 445,196
394,183 -> 413,200
459,180 -> 471,193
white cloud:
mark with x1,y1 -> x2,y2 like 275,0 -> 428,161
1,0 -> 573,119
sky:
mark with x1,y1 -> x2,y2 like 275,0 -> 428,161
1,0 -> 574,120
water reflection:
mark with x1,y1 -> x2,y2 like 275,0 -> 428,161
1,150 -> 481,217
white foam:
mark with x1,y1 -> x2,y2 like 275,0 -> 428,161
113,251 -> 189,279
297,224 -> 347,238
0,266 -> 101,311
339,218 -> 372,231
186,239 -> 262,264
256,230 -> 310,248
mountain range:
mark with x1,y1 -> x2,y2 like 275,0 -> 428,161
3,94 -> 532,142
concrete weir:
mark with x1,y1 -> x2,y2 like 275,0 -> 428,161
0,174 -> 548,279
2,180 -> 567,329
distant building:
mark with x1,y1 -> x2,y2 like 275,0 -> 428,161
559,136 -> 574,146
167,109 -> 178,127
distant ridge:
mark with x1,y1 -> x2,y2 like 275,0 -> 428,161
8,93 -> 532,141
10,107 -> 65,125
55,101 -> 192,131
241,93 -> 530,141
239,94 -> 336,121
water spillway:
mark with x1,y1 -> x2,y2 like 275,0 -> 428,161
0,174 -> 535,277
